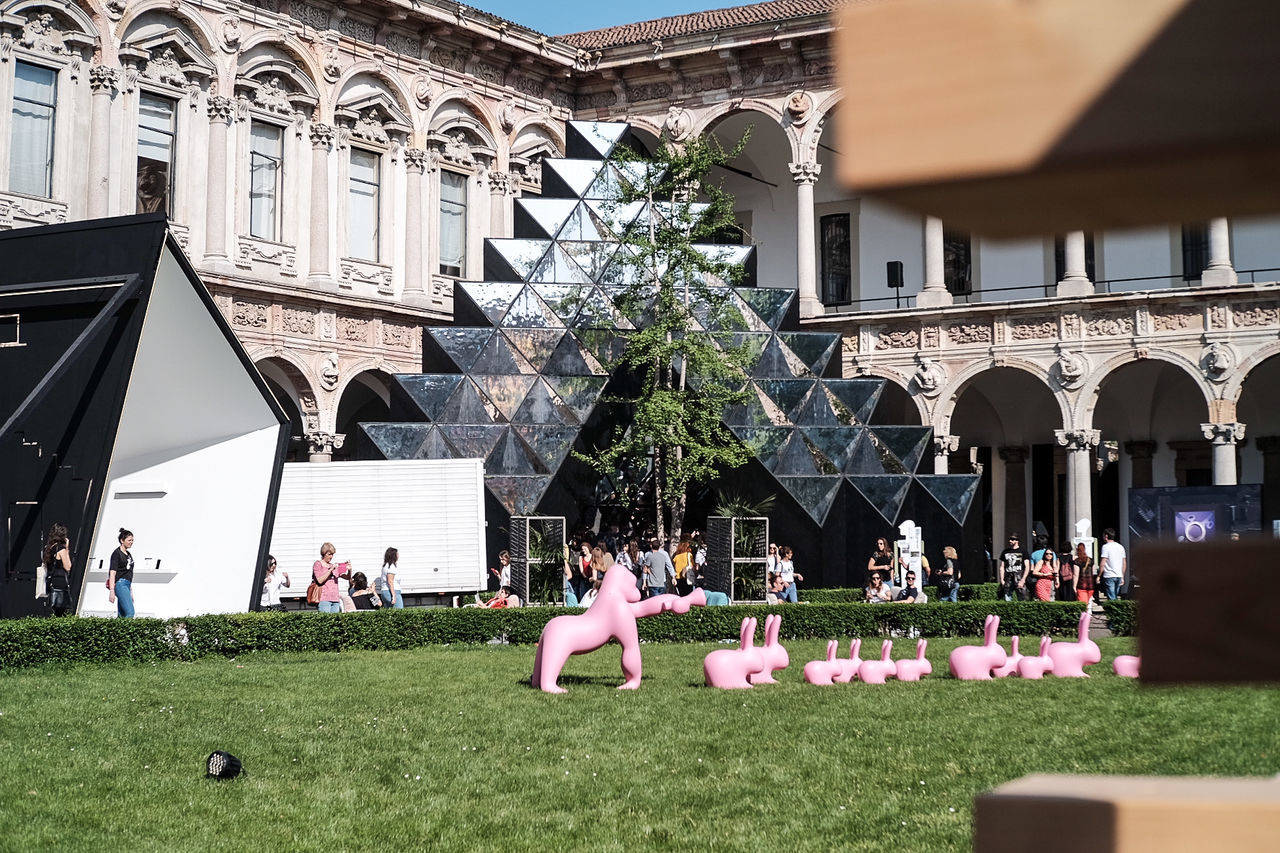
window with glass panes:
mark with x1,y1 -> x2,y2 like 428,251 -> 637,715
10,62 -> 57,198
137,94 -> 176,215
439,170 -> 467,277
820,213 -> 852,304
249,122 -> 284,241
348,148 -> 380,261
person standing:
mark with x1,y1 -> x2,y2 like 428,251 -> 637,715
107,528 -> 136,618
489,550 -> 512,596
641,538 -> 672,599
312,542 -> 347,614
998,533 -> 1029,601
260,555 -> 290,612
1099,529 -> 1128,600
379,547 -> 404,609
777,546 -> 803,603
1031,550 -> 1058,602
673,540 -> 694,596
1056,545 -> 1077,602
867,537 -> 893,585
1073,543 -> 1096,604
935,545 -> 960,602
43,523 -> 73,616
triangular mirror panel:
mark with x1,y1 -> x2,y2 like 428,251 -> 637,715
557,202 -> 610,242
512,377 -> 577,425
437,423 -> 507,459
472,373 -> 537,422
361,423 -> 434,460
566,121 -> 629,159
459,282 -> 525,326
869,426 -> 933,474
501,285 -> 566,328
774,428 -> 822,477
847,474 -> 913,524
755,378 -> 815,420
439,377 -> 499,424
484,240 -> 550,282
544,374 -> 608,422
545,331 -> 602,376
503,328 -> 566,373
753,335 -> 803,378
571,286 -> 631,330
427,328 -> 493,373
560,241 -> 620,285
825,378 -> 884,425
470,332 -> 535,375
584,198 -> 644,238
729,426 -> 792,472
916,474 -> 982,524
398,374 -> 464,420
486,426 -> 544,476
541,158 -> 606,199
778,476 -> 843,525
573,329 -> 631,368
792,383 -> 842,426
514,198 -> 579,240
529,284 -> 589,323
513,423 -> 580,472
802,425 -> 864,472
485,475 -> 553,516
778,332 -> 840,377
845,428 -> 909,475
529,242 -> 594,285
735,287 -> 795,330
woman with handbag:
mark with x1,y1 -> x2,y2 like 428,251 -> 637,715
44,523 -> 73,616
311,542 -> 347,613
936,545 -> 960,602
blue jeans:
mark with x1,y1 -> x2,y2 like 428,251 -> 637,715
648,586 -> 665,599
940,585 -> 959,602
1102,576 -> 1123,600
115,578 -> 135,618
379,589 -> 404,609
781,582 -> 798,603
317,600 -> 342,613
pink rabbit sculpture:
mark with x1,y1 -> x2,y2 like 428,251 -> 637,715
857,640 -> 897,684
991,635 -> 1023,678
1046,609 -> 1101,678
531,565 -> 706,693
949,614 -> 1007,680
704,617 -> 765,689
747,614 -> 789,685
833,638 -> 863,684
1113,655 -> 1141,678
894,638 -> 932,682
1016,636 -> 1055,679
804,640 -> 841,685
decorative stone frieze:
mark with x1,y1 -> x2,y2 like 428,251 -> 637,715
281,307 -> 317,336
1010,319 -> 1056,340
1086,314 -> 1134,337
1151,309 -> 1200,332
1233,303 -> 1279,328
0,192 -> 68,230
337,316 -> 373,343
236,237 -> 298,277
947,323 -> 991,345
339,260 -> 394,296
231,299 -> 269,328
382,323 -> 415,350
876,327 -> 919,350
921,326 -> 939,348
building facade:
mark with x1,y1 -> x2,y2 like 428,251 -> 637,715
3,0 -> 1278,554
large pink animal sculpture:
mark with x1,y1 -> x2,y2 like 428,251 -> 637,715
531,565 -> 706,693
747,614 -> 789,684
991,635 -> 1022,678
894,638 -> 932,681
704,617 -> 765,689
834,638 -> 863,683
804,641 -> 841,685
858,640 -> 897,684
1113,655 -> 1141,678
1016,636 -> 1055,679
1046,609 -> 1101,678
949,614 -> 1007,680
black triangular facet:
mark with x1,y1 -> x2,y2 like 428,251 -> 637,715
485,475 -> 552,516
486,426 -> 544,476
825,378 -> 884,425
778,332 -> 840,377
439,378 -> 498,424
437,423 -> 507,459
397,374 -> 463,420
869,426 -> 933,474
484,240 -> 550,282
777,476 -> 843,525
916,474 -> 981,524
565,121 -> 630,159
847,474 -> 913,524
514,198 -> 579,240
472,374 -> 537,422
361,423 -> 433,459
427,329 -> 492,374
735,287 -> 795,330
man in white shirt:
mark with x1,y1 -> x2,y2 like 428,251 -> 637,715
1099,528 -> 1127,600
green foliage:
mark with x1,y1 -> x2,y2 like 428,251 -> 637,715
0,601 -> 1087,670
804,583 -> 1002,604
1102,600 -> 1137,636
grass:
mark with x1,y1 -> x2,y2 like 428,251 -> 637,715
1,637 -> 1276,852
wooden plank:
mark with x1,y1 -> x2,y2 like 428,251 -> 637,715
835,0 -> 1280,237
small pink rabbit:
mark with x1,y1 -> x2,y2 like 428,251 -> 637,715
949,614 -> 1007,680
704,617 -> 764,689
833,638 -> 863,684
1113,655 -> 1141,678
748,614 -> 789,684
991,635 -> 1022,679
894,638 -> 932,681
1016,636 -> 1055,679
804,640 -> 841,685
1046,609 -> 1101,677
857,639 -> 897,684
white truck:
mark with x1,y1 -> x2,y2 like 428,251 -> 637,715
269,458 -> 486,599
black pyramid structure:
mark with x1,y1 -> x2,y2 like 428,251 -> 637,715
360,121 -> 979,575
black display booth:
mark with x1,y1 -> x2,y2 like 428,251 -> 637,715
357,121 -> 983,587
0,215 -> 289,618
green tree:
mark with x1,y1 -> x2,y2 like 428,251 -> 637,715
578,131 -> 755,545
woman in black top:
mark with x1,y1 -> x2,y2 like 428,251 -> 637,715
108,528 -> 136,618
44,523 -> 73,616
867,537 -> 893,584
349,572 -> 382,610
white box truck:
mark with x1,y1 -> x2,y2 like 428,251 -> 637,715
269,458 -> 486,598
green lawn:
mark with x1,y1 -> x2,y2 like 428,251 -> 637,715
1,637 -> 1276,852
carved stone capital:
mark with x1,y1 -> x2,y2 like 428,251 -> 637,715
1123,440 -> 1157,460
404,147 -> 428,174
88,64 -> 119,94
1201,422 -> 1246,445
1055,429 -> 1102,452
933,434 -> 960,456
488,170 -> 513,195
207,95 -> 235,124
309,122 -> 336,150
306,431 -> 345,456
788,161 -> 822,185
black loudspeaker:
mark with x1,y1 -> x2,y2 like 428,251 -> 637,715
206,751 -> 243,779
886,260 -> 904,289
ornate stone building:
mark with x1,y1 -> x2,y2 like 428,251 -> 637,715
3,0 -> 1279,552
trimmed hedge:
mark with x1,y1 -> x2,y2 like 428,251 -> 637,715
0,601 -> 1088,670
1102,600 -> 1137,636
804,583 -> 1001,604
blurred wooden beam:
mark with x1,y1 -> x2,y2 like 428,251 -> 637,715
835,0 -> 1280,237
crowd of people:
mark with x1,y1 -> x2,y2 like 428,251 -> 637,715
996,528 -> 1128,604
557,526 -> 718,607
263,542 -> 410,613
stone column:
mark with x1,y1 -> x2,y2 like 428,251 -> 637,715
306,432 -> 344,464
1056,230 -> 1094,297
933,434 -> 959,475
1201,422 -> 1245,485
87,66 -> 118,219
1200,217 -> 1237,287
403,148 -> 427,304
1124,440 -> 1157,489
998,446 -> 1030,541
788,162 -> 822,318
1257,436 -> 1280,526
918,216 -> 954,308
488,170 -> 512,239
308,123 -> 336,285
1056,429 -> 1101,531
203,96 -> 235,267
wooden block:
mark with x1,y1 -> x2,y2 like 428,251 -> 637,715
835,0 -> 1280,237
1137,541 -> 1280,684
975,774 -> 1280,853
